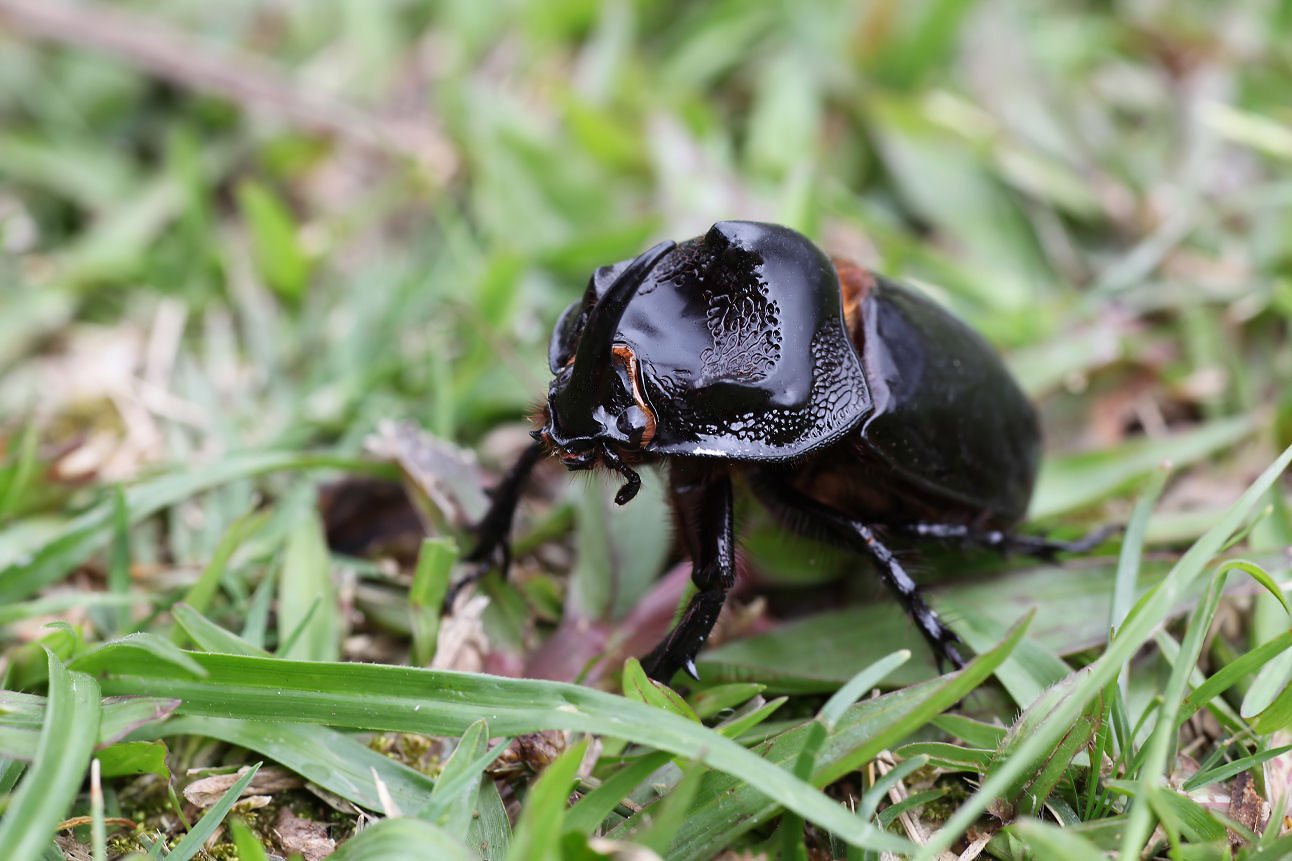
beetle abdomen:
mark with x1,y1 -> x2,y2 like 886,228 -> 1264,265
841,266 -> 1040,526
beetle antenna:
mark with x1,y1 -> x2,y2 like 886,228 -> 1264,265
560,240 -> 676,422
600,446 -> 641,505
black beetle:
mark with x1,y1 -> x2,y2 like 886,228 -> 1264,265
461,221 -> 1098,683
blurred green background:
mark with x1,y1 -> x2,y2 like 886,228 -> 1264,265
3,0 -> 1289,462
2,0 -> 1292,856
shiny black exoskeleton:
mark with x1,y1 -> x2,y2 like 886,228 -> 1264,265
462,221 -> 1096,683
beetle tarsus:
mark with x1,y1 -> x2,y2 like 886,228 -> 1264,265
600,446 -> 641,506
940,639 -> 967,672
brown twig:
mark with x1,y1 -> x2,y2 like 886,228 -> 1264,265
0,0 -> 457,184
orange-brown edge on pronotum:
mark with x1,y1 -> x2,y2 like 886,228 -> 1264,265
535,343 -> 658,461
832,257 -> 876,339
610,344 -> 657,448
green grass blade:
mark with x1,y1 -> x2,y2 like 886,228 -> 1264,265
173,505 -> 268,642
819,649 -> 910,730
0,450 -> 380,604
409,537 -> 458,665
69,632 -> 207,678
1009,819 -> 1108,860
565,751 -> 672,834
1111,463 -> 1171,640
857,755 -> 930,821
1030,415 -> 1254,519
104,487 -> 130,635
81,648 -> 912,853
0,421 -> 39,521
136,716 -> 436,813
1217,559 -> 1289,614
1120,569 -> 1227,855
630,764 -> 706,856
165,763 -> 261,861
507,739 -> 588,861
277,511 -> 338,661
1182,743 -> 1292,792
330,818 -> 474,861
471,776 -> 512,859
0,651 -> 102,861
228,817 -> 270,861
417,720 -> 507,827
632,614 -> 1028,859
172,603 -> 272,657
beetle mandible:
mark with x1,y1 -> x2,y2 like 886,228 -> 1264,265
461,221 -> 1096,683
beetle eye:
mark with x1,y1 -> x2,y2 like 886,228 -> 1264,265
617,406 -> 647,447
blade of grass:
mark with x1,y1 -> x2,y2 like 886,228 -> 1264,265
409,537 -> 457,665
565,751 -> 672,834
416,720 -> 509,826
1181,743 -> 1292,792
1030,416 -> 1254,519
0,421 -> 38,521
228,818 -> 270,861
135,715 -> 437,814
1010,819 -> 1107,860
105,487 -> 130,635
90,758 -> 105,861
172,505 -> 268,644
165,763 -> 261,861
1112,463 -> 1171,642
630,764 -> 707,856
0,650 -> 102,861
1122,569 -> 1240,855
0,450 -> 385,604
507,739 -> 588,861
172,602 -> 273,657
277,511 -> 338,661
330,817 -> 474,861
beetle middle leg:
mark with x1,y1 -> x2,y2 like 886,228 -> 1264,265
897,522 -> 1119,560
641,461 -> 735,684
751,471 -> 967,670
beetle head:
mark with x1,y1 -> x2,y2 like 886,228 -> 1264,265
538,240 -> 676,504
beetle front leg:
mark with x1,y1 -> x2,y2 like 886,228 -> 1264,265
446,439 -> 545,609
751,472 -> 966,670
641,462 -> 735,684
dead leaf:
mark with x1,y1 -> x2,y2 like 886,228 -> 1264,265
183,765 -> 300,808
275,806 -> 336,861
1228,770 -> 1270,843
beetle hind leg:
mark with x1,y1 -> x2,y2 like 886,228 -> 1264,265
899,522 -> 1119,560
751,472 -> 968,671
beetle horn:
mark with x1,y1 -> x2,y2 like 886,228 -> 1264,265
560,239 -> 676,415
